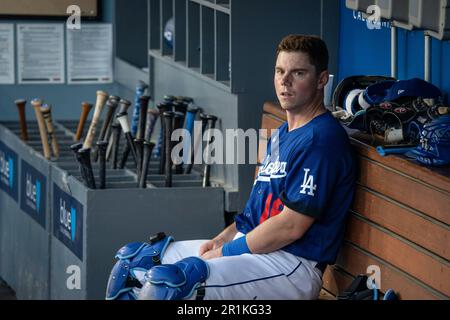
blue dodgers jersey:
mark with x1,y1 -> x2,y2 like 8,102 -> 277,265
235,112 -> 356,264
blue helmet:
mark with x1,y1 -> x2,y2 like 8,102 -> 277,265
406,115 -> 450,166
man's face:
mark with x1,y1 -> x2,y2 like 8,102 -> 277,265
274,51 -> 327,111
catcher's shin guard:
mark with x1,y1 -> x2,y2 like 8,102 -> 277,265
105,233 -> 174,300
138,257 -> 209,300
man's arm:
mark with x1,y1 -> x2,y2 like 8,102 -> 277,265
246,207 -> 314,254
201,208 -> 314,260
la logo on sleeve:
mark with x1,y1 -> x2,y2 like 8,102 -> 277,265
300,169 -> 317,196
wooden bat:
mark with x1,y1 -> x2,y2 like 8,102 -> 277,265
156,102 -> 172,174
144,109 -> 160,142
110,123 -> 121,169
131,81 -> 149,136
40,104 -> 60,159
83,90 -> 109,149
116,111 -> 138,168
106,99 -> 132,161
70,142 -> 87,185
75,102 -> 93,142
93,96 -> 119,162
163,111 -> 175,187
183,106 -> 200,174
96,141 -> 108,189
78,148 -> 96,189
98,97 -> 119,144
138,142 -> 155,188
31,99 -> 51,160
135,95 -> 151,176
14,99 -> 28,141
202,114 -> 218,187
172,111 -> 186,174
137,109 -> 159,186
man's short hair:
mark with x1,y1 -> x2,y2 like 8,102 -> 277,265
276,35 -> 329,74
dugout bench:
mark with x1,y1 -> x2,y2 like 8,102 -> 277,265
258,102 -> 450,300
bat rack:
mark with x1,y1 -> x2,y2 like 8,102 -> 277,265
0,120 -> 225,299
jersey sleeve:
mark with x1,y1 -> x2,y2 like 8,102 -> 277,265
280,142 -> 338,219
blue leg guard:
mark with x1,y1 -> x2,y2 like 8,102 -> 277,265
138,257 -> 209,300
105,233 -> 174,300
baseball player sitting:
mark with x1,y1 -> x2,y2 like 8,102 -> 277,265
106,34 -> 356,300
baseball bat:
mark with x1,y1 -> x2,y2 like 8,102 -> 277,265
135,95 -> 151,176
173,111 -> 186,174
145,109 -> 160,141
202,114 -> 218,187
31,99 -> 51,160
70,142 -> 87,185
136,109 -> 160,185
184,110 -> 207,175
110,123 -> 121,169
78,148 -> 96,189
14,99 -> 28,142
75,102 -> 93,142
131,81 -> 149,136
157,102 -> 173,174
116,111 -> 138,168
83,90 -> 109,150
163,111 -> 175,187
173,100 -> 188,118
137,95 -> 151,140
135,138 -> 144,178
183,106 -> 200,174
97,141 -> 108,189
93,96 -> 119,162
138,142 -> 155,188
106,99 -> 132,161
40,104 -> 60,159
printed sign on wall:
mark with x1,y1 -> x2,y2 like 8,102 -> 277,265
53,183 -> 83,261
0,141 -> 18,202
20,160 -> 46,229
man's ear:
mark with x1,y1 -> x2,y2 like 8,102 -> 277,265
317,71 -> 329,90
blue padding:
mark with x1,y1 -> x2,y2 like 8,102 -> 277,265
106,235 -> 174,300
138,257 -> 209,300
106,260 -> 133,300
115,242 -> 147,260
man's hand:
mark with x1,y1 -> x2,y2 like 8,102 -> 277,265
201,246 -> 223,260
199,238 -> 224,257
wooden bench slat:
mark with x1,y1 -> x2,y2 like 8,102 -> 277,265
350,133 -> 450,193
345,215 -> 450,296
357,157 -> 450,225
352,186 -> 450,260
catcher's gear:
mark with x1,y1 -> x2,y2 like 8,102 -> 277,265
358,80 -> 397,110
138,256 -> 209,300
332,75 -> 396,112
345,98 -> 443,145
344,89 -> 364,115
105,232 -> 174,300
405,115 -> 450,166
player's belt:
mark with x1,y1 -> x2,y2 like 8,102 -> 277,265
315,262 -> 327,274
